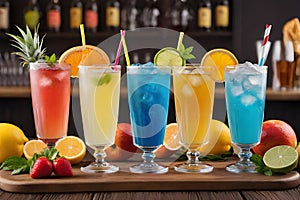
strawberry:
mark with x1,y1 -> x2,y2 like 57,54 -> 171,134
53,157 -> 73,177
30,157 -> 53,179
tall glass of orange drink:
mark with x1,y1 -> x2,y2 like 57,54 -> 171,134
30,62 -> 70,147
173,64 -> 215,173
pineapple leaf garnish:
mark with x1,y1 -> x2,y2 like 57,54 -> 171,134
6,24 -> 55,67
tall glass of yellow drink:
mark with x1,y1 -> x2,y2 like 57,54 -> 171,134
173,64 -> 215,173
79,65 -> 121,173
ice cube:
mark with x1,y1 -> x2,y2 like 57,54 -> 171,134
40,76 -> 52,87
55,71 -> 68,82
188,75 -> 202,87
241,95 -> 256,106
242,79 -> 252,90
249,75 -> 261,85
230,86 -> 243,96
181,84 -> 194,96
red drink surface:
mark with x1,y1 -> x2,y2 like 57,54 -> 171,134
30,63 -> 70,143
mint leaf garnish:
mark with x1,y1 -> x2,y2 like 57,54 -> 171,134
97,74 -> 111,86
178,43 -> 196,61
0,148 -> 60,175
251,154 -> 273,176
44,53 -> 57,64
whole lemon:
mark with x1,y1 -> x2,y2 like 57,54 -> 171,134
199,119 -> 231,155
0,123 -> 28,163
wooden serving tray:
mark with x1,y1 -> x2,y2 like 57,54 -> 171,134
0,160 -> 299,193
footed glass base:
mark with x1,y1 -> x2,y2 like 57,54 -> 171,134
81,162 -> 119,173
130,162 -> 168,174
175,162 -> 213,173
226,161 -> 257,173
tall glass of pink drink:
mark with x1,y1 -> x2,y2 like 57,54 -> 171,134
30,62 -> 70,146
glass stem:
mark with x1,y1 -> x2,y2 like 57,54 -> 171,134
238,146 -> 252,164
93,146 -> 106,164
142,150 -> 155,164
186,149 -> 200,164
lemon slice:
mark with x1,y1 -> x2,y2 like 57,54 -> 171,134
200,48 -> 238,82
154,47 -> 185,66
58,45 -> 110,77
263,145 -> 298,174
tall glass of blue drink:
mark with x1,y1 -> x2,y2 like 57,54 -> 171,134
225,62 -> 267,173
127,64 -> 171,174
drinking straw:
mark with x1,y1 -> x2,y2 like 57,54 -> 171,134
114,31 -> 124,66
80,24 -> 86,46
258,24 -> 272,66
121,30 -> 130,66
177,32 -> 184,50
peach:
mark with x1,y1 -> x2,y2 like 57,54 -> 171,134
252,120 -> 298,156
105,123 -> 138,161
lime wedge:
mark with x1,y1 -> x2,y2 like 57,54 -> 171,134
154,47 -> 185,66
263,145 -> 298,174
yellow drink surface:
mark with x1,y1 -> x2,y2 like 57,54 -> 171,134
173,73 -> 215,149
79,69 -> 120,147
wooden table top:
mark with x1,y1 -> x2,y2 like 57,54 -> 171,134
1,185 -> 300,200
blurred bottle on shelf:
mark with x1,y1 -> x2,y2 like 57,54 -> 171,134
70,0 -> 83,31
141,0 -> 160,27
24,0 -> 40,30
197,0 -> 212,31
85,0 -> 98,33
47,0 -> 61,32
0,0 -> 9,32
215,0 -> 229,30
106,0 -> 120,31
168,0 -> 194,31
121,0 -> 139,30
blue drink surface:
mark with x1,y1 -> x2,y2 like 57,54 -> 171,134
127,65 -> 171,147
225,64 -> 267,145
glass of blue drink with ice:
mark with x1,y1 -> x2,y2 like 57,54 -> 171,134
127,63 -> 171,174
225,62 -> 267,173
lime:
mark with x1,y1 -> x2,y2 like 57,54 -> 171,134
263,145 -> 298,174
154,47 -> 185,66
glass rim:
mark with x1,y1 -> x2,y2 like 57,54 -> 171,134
225,65 -> 268,71
126,65 -> 171,69
29,62 -> 70,70
78,64 -> 121,69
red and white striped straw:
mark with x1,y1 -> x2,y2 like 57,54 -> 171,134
259,24 -> 272,66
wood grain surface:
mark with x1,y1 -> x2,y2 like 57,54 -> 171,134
0,160 -> 299,193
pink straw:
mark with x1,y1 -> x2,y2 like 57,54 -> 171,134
114,30 -> 125,67
259,24 -> 272,66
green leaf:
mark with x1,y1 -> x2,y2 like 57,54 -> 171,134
97,74 -> 112,86
251,154 -> 264,166
178,44 -> 196,61
179,43 -> 185,52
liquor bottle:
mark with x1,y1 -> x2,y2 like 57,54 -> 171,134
141,0 -> 160,27
168,0 -> 193,31
106,0 -> 120,31
70,0 -> 83,31
85,0 -> 98,33
0,0 -> 9,31
198,0 -> 212,31
121,0 -> 139,30
47,0 -> 61,32
24,0 -> 40,30
215,0 -> 229,30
